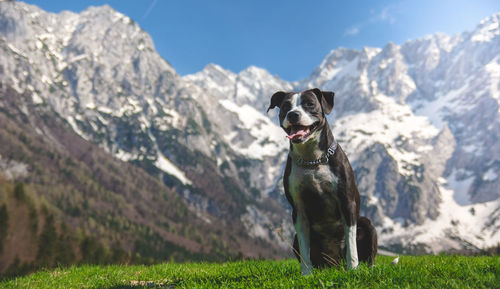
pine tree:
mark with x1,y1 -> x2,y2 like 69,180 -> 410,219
0,204 -> 8,253
54,223 -> 76,265
36,213 -> 57,267
13,183 -> 26,202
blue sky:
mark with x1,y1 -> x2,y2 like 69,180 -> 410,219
22,0 -> 500,81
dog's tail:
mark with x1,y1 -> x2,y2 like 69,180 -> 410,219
357,216 -> 378,266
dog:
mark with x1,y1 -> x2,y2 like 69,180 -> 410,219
267,88 -> 377,275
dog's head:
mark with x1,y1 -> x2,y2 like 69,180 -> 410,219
267,88 -> 334,143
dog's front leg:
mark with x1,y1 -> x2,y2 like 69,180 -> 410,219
337,170 -> 360,269
342,200 -> 359,269
295,211 -> 313,275
345,223 -> 359,269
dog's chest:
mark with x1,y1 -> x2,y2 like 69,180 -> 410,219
288,163 -> 339,204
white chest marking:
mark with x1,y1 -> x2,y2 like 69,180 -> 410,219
288,163 -> 339,202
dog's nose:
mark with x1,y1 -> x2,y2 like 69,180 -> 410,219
287,111 -> 301,124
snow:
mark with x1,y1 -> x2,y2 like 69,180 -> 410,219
471,17 -> 500,42
31,91 -> 43,104
115,125 -> 192,186
0,155 -> 29,181
6,43 -> 27,58
138,114 -> 149,130
115,149 -> 136,162
142,124 -> 192,186
96,106 -> 114,115
423,185 -> 498,249
115,98 -> 143,116
484,56 -> 500,113
162,107 -> 182,127
462,144 -> 480,154
219,99 -> 287,159
66,116 -> 88,141
329,57 -> 360,80
155,153 -> 192,185
447,169 -> 474,205
95,114 -> 109,126
380,181 -> 500,253
483,168 -> 498,182
364,47 -> 382,60
334,94 -> 439,176
41,75 -> 52,85
35,40 -> 44,50
68,54 -> 88,63
411,83 -> 471,129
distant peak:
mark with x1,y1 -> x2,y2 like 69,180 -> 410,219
379,41 -> 400,56
83,4 -> 116,14
201,63 -> 235,76
383,41 -> 399,49
471,13 -> 500,42
479,12 -> 500,25
240,65 -> 269,75
183,63 -> 235,80
80,4 -> 126,20
204,63 -> 224,71
362,47 -> 382,59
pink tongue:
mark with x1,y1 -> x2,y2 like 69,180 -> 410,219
286,129 -> 308,140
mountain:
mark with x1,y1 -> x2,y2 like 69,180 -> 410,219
184,14 -> 500,253
0,1 -> 498,274
0,1 -> 291,275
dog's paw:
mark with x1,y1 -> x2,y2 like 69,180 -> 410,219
347,260 -> 359,270
300,263 -> 313,276
301,270 -> 313,276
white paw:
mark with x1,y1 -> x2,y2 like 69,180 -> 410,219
347,260 -> 359,270
301,263 -> 313,275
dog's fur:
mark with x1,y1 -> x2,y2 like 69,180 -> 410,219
268,88 -> 377,275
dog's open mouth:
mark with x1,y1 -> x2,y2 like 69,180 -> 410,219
286,122 -> 319,143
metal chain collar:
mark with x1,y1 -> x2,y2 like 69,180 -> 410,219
291,141 -> 338,167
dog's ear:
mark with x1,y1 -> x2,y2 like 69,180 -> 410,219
267,91 -> 287,112
312,88 -> 335,115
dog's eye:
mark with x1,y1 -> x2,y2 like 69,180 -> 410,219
303,102 -> 314,108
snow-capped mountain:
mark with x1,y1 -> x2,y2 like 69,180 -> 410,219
184,13 -> 500,253
0,0 -> 498,256
0,0 -> 291,261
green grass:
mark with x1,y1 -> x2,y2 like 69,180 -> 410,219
1,255 -> 498,288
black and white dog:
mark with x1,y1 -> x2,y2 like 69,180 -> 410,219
268,88 -> 377,275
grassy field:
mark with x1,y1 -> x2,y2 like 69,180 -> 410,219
1,255 -> 498,288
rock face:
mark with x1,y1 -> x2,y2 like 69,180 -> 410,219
0,1 -> 499,255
